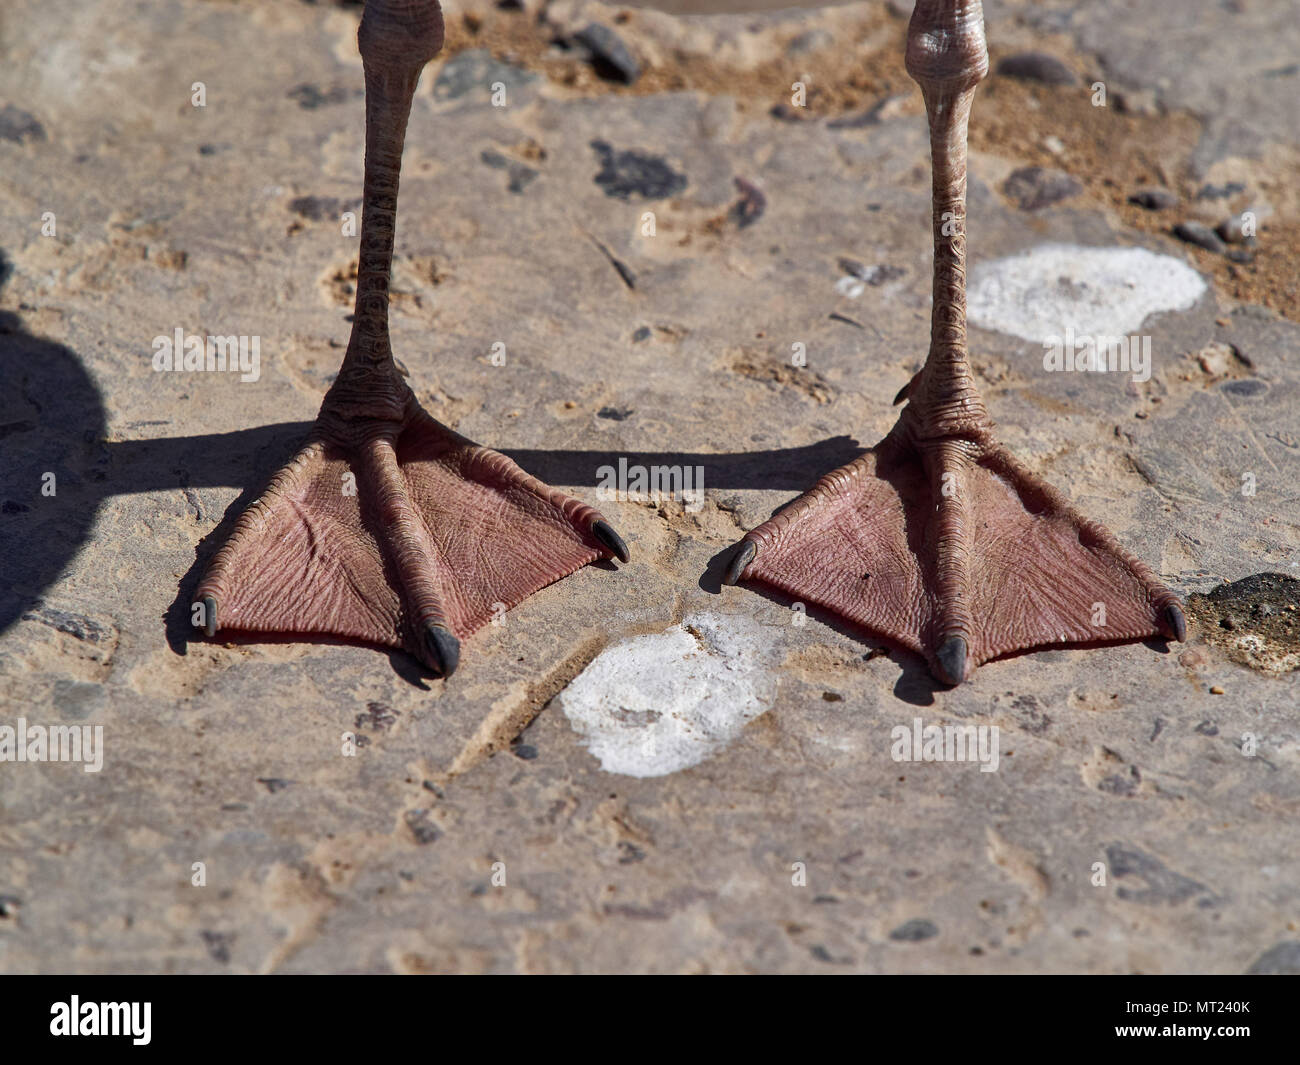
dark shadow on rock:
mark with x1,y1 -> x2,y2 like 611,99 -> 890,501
698,542 -> 736,595
105,429 -> 865,495
0,264 -> 109,638
501,436 -> 866,493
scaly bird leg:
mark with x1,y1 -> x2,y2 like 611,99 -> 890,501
724,0 -> 1182,684
193,0 -> 627,676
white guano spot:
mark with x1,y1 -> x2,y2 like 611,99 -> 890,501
560,613 -> 777,778
967,244 -> 1207,343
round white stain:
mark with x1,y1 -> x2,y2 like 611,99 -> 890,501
967,243 -> 1206,343
560,613 -> 778,778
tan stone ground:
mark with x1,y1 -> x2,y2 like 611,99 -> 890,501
0,0 -> 1296,973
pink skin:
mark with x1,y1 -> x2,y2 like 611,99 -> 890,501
193,0 -> 627,677
724,0 -> 1184,685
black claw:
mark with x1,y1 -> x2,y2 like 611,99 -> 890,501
202,594 -> 218,638
893,370 -> 922,406
591,520 -> 630,563
723,541 -> 757,586
1164,603 -> 1186,643
424,624 -> 460,678
935,635 -> 968,685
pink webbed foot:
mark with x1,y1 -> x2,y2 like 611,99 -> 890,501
196,401 -> 626,676
724,429 -> 1183,684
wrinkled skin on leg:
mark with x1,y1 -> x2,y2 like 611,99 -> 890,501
193,0 -> 626,676
724,0 -> 1183,684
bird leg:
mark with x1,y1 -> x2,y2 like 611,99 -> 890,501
193,0 -> 627,677
723,0 -> 1183,684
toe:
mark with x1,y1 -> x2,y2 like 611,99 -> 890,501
423,624 -> 460,678
934,634 -> 968,685
1163,603 -> 1186,642
723,540 -> 757,586
591,519 -> 630,563
201,594 -> 218,638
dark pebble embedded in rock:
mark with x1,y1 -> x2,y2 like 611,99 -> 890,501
1173,221 -> 1226,254
590,140 -> 686,201
995,52 -> 1077,86
0,104 -> 47,144
890,918 -> 939,942
573,24 -> 640,85
403,809 -> 441,845
1129,186 -> 1178,210
1002,166 -> 1082,211
632,326 -> 652,342
1221,378 -> 1267,396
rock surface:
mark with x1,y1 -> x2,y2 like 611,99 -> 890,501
0,0 -> 1297,974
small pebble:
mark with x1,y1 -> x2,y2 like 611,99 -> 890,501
1129,186 -> 1178,210
1196,341 -> 1236,377
996,52 -> 1078,86
573,24 -> 640,85
1216,215 -> 1255,244
1209,686 -> 1225,695
1173,221 -> 1227,254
